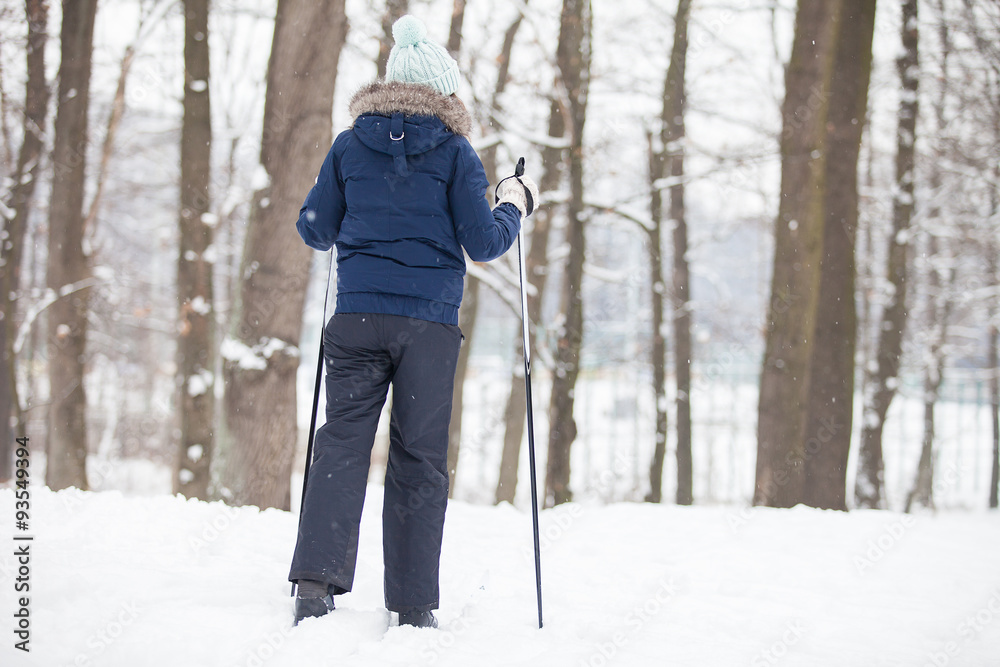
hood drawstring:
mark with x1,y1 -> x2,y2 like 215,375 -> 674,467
389,113 -> 409,177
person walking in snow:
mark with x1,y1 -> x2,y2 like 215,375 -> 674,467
288,15 -> 539,628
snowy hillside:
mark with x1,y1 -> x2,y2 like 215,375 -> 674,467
2,487 -> 999,667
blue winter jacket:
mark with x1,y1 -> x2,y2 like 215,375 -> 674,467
296,81 -> 522,326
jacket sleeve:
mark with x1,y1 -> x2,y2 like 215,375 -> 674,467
295,136 -> 346,252
448,138 -> 521,262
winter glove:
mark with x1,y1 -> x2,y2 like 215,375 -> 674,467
494,161 -> 540,218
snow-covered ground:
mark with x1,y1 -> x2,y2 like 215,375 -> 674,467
2,486 -> 999,667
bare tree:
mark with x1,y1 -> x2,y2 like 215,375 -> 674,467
755,0 -> 843,507
45,0 -> 99,491
956,0 -> 1000,513
377,0 -> 408,79
801,0 -> 877,511
1,0 -> 50,481
447,0 -> 466,56
643,128 -> 670,505
904,237 -> 954,513
545,0 -> 592,507
222,0 -> 348,509
856,0 -> 920,510
855,131 -> 877,435
0,1 -> 16,175
0,51 -> 11,174
175,0 -> 215,499
668,0 -> 694,507
991,164 -> 999,511
990,246 -> 999,510
496,14 -> 564,506
445,10 -> 528,497
444,6 -> 469,496
905,3 -> 953,512
646,0 -> 692,505
447,270 -> 478,494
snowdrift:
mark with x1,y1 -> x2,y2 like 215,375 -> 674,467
1,487 -> 999,666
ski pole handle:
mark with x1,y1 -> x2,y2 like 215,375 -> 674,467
494,157 -> 533,216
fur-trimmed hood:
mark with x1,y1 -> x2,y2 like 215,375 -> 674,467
349,80 -> 472,138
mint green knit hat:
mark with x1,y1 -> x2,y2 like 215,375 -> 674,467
385,15 -> 460,96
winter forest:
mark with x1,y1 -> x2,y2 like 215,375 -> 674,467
2,0 -> 1000,665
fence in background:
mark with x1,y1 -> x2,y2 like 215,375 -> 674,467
455,351 -> 998,511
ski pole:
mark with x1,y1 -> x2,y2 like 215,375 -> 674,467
291,251 -> 336,597
509,157 -> 544,629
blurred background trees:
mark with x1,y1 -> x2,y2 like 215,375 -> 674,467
1,0 -> 997,513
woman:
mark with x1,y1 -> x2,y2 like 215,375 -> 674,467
288,15 -> 539,628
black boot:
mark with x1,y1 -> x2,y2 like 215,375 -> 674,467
398,610 -> 438,628
294,580 -> 335,625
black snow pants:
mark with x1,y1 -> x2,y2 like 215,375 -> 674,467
288,312 -> 463,612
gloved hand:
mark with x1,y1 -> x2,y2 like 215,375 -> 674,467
495,172 -> 540,218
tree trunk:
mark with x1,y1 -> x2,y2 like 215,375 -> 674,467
989,305 -> 998,510
496,95 -> 564,504
0,0 -> 50,481
377,0 -> 408,79
990,207 -> 999,510
448,275 -> 477,494
906,1 -> 956,514
221,0 -> 347,509
905,380 -> 936,512
855,0 -> 919,510
545,0 -> 591,507
964,2 -> 998,510
801,0 -> 876,511
45,0 -> 99,491
855,129 -> 876,477
755,0 -> 843,508
446,11 -> 526,497
644,132 -> 669,504
175,0 -> 215,499
905,240 -> 953,513
445,3 -> 469,497
83,38 -> 139,240
905,360 -> 940,513
447,0 -> 466,56
645,0 -> 691,505
670,0 -> 693,506
0,58 -> 10,172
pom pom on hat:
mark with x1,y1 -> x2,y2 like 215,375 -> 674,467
392,15 -> 427,48
386,15 -> 460,97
